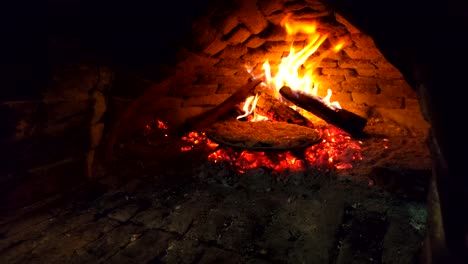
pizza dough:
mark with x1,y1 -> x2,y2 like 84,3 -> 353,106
205,120 -> 321,150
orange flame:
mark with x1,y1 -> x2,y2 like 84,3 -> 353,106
239,14 -> 345,120
269,14 -> 344,101
237,94 -> 269,121
281,13 -> 317,36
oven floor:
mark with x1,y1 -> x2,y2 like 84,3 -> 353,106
0,162 -> 429,264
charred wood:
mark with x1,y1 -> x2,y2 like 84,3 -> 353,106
255,91 -> 314,128
279,86 -> 367,135
177,79 -> 263,134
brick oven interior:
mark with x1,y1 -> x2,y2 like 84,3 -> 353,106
1,0 -> 467,263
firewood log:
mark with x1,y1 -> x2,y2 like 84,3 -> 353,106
255,91 -> 315,128
279,86 -> 367,135
177,79 -> 263,134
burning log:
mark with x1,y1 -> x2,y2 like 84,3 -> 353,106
177,79 -> 263,134
279,86 -> 367,135
255,91 -> 315,128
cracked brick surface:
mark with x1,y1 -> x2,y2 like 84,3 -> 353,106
0,171 -> 428,264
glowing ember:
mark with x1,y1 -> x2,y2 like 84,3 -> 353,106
157,120 -> 168,130
144,119 -> 362,173
144,119 -> 168,136
205,126 -> 361,172
172,123 -> 362,173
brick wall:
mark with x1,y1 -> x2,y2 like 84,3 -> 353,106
0,0 -> 431,209
146,0 -> 428,136
0,65 -> 113,210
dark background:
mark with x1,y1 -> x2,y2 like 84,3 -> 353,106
1,0 -> 211,101
1,0 -> 465,101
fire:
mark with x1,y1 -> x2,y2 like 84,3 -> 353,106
237,94 -> 269,122
143,15 -> 362,175
281,13 -> 317,36
157,120 -> 168,130
271,14 -> 345,97
143,120 -> 362,174
238,13 -> 345,119
177,125 -> 362,172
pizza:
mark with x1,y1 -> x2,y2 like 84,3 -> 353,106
205,120 -> 321,150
